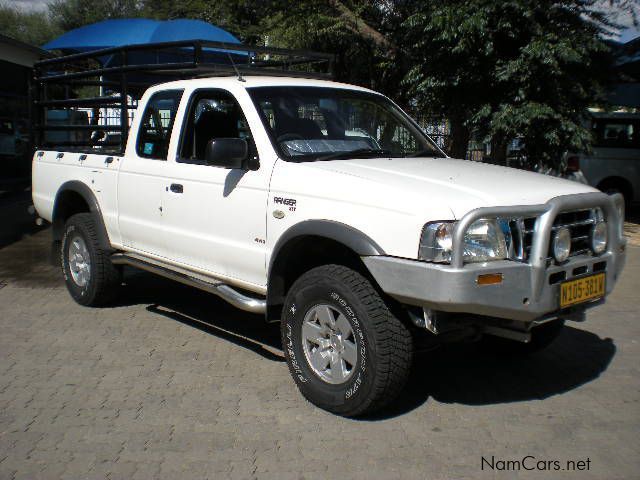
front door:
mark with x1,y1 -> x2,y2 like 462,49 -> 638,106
161,88 -> 270,289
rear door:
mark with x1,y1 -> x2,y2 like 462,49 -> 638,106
161,88 -> 270,288
117,89 -> 183,257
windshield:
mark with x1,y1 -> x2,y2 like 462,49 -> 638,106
247,86 -> 444,161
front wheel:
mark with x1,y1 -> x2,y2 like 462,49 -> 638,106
281,265 -> 413,417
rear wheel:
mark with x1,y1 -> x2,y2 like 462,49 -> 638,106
598,179 -> 632,209
61,213 -> 121,306
281,265 -> 413,417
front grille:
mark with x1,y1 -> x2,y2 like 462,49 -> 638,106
507,217 -> 536,262
509,209 -> 597,264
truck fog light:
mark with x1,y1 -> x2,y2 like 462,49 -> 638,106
553,227 -> 571,263
591,221 -> 607,254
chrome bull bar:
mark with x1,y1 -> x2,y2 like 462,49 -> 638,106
450,192 -> 626,302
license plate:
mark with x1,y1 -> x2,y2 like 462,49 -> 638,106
560,273 -> 606,308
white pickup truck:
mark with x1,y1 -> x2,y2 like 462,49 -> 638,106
33,75 -> 627,416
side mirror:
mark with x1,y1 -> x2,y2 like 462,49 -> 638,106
205,138 -> 248,169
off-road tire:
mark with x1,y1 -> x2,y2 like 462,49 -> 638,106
61,213 -> 121,306
281,264 -> 413,417
485,319 -> 565,355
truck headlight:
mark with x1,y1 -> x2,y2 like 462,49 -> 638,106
419,219 -> 508,263
462,219 -> 508,263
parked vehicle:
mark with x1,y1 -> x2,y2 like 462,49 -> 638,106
567,112 -> 640,206
31,42 -> 627,416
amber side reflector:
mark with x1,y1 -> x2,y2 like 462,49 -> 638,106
477,273 -> 503,285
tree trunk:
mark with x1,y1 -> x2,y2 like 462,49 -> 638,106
490,135 -> 508,166
327,0 -> 396,55
448,115 -> 470,159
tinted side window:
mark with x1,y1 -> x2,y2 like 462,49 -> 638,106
593,119 -> 639,148
136,90 -> 183,160
178,89 -> 257,164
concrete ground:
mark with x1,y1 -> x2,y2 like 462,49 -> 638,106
0,204 -> 639,479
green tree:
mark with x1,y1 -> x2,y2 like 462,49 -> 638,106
142,0 -> 405,101
258,1 -> 396,92
0,3 -> 61,46
48,0 -> 143,31
403,0 -> 624,165
141,0 -> 270,43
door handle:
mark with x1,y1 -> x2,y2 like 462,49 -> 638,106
169,183 -> 184,194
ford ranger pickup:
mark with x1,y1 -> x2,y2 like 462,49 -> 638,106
32,48 -> 626,416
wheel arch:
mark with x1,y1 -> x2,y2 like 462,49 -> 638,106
266,220 -> 385,322
52,181 -> 111,252
597,176 -> 634,204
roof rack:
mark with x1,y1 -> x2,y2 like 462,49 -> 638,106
31,40 -> 334,154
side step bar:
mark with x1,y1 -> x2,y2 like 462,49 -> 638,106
111,253 -> 266,314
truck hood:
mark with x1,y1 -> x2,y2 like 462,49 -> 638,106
304,156 -> 598,219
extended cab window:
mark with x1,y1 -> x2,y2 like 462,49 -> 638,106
593,119 -> 640,149
136,90 -> 183,160
179,89 -> 257,163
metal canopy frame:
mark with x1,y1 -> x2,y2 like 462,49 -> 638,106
32,39 -> 334,154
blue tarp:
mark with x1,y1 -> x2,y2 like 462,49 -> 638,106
42,18 -> 242,52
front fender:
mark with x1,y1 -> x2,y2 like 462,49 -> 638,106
268,219 -> 385,277
265,220 -> 385,322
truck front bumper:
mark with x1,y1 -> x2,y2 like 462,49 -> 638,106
362,192 -> 627,324
363,250 -> 625,322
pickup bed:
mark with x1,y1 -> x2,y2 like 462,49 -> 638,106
33,75 -> 626,416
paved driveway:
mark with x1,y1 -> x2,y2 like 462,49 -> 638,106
0,228 -> 638,480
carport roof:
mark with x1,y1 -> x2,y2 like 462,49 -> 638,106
42,18 -> 242,52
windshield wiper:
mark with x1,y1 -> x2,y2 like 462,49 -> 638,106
315,148 -> 392,162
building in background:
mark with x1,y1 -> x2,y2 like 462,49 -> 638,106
608,35 -> 640,109
0,34 -> 50,186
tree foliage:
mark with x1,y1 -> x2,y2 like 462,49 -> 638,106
48,0 -> 143,31
141,0 -> 405,100
255,1 -> 401,97
0,3 -> 61,46
141,0 -> 270,44
402,0 -> 623,164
